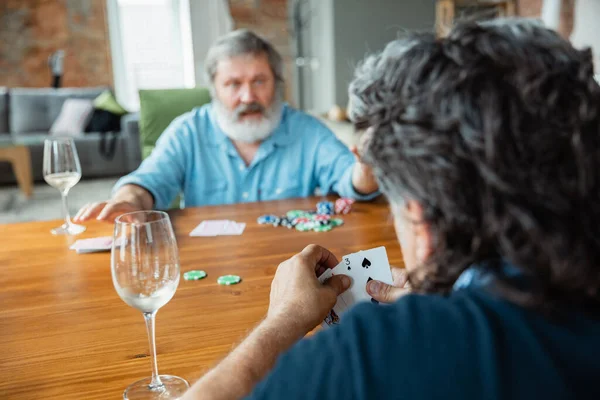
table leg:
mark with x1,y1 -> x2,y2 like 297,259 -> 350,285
12,146 -> 33,198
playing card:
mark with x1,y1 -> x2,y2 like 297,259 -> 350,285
70,236 -> 124,254
190,220 -> 245,237
318,268 -> 350,327
190,220 -> 229,237
340,247 -> 393,306
221,221 -> 246,235
319,246 -> 393,328
317,267 -> 334,283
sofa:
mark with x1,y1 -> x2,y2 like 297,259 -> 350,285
0,87 -> 141,184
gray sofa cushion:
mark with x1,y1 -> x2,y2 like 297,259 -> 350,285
9,87 -> 108,134
0,87 -> 8,134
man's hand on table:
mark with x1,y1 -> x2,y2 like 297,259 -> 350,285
182,245 -> 351,400
73,200 -> 141,223
73,184 -> 154,223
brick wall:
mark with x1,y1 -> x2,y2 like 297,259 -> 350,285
0,0 -> 113,88
518,0 -> 544,17
228,0 -> 293,102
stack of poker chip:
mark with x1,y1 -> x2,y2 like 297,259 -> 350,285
257,200 -> 349,233
257,214 -> 279,225
317,201 -> 335,215
335,197 -> 355,215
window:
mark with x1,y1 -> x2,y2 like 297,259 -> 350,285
107,0 -> 195,111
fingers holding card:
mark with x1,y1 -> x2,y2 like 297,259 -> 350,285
319,246 -> 393,328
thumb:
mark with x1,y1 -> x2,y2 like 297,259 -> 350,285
324,275 -> 351,296
367,280 -> 408,304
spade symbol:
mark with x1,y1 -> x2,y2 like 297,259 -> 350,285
362,258 -> 371,269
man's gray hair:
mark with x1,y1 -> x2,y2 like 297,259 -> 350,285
205,29 -> 284,86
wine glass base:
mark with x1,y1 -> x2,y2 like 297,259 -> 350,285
124,375 -> 189,400
50,223 -> 86,236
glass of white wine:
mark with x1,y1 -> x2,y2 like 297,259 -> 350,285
111,211 -> 189,400
43,137 -> 86,235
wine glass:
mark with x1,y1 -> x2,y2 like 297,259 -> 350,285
111,211 -> 189,400
43,137 -> 86,235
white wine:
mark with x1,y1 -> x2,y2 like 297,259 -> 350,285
44,171 -> 81,192
116,281 -> 179,313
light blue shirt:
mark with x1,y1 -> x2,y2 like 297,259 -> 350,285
114,103 -> 378,209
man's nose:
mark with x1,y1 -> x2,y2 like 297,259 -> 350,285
240,84 -> 257,103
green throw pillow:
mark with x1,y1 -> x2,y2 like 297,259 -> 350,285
93,90 -> 128,116
138,88 -> 211,151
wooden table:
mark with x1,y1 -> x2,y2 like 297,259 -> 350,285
0,197 -> 402,399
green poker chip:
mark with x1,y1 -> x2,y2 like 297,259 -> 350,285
313,224 -> 333,232
295,222 -> 313,232
286,210 -> 306,219
330,218 -> 344,227
183,270 -> 207,280
217,274 -> 241,285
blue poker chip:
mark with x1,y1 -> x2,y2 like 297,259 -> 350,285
257,214 -> 278,224
317,201 -> 334,215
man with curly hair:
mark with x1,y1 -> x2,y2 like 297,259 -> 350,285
183,19 -> 600,400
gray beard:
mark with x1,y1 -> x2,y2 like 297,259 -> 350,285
213,98 -> 284,144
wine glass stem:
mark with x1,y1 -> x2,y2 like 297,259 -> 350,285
60,192 -> 72,227
143,311 -> 163,389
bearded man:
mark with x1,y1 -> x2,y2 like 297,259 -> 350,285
75,30 -> 378,222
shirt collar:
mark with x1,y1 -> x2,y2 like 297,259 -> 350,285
206,103 -> 293,148
453,260 -> 525,291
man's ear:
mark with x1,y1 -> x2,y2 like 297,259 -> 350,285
405,200 -> 433,264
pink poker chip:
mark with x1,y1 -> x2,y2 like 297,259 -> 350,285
335,198 -> 354,215
293,217 -> 311,224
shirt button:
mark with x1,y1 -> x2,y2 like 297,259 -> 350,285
275,188 -> 283,194
242,192 -> 249,199
239,165 -> 244,171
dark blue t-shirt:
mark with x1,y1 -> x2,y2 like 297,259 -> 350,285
246,282 -> 600,399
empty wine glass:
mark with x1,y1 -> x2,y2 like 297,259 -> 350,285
43,137 -> 86,235
111,211 -> 189,400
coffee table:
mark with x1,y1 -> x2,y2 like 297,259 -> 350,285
0,140 -> 33,198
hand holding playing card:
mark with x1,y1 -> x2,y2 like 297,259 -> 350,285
318,246 -> 395,328
267,245 -> 351,334
366,266 -> 411,303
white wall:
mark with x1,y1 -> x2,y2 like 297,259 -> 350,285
571,0 -> 600,73
188,0 -> 233,87
308,0 -> 336,113
331,0 -> 436,107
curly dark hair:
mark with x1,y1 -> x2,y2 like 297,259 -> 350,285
349,19 -> 600,313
